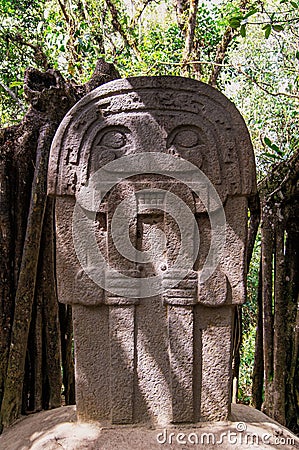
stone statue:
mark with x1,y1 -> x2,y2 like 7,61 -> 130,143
48,77 -> 257,425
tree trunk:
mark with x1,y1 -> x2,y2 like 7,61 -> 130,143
41,199 -> 62,409
0,59 -> 120,430
59,304 -> 75,405
284,226 -> 299,432
273,222 -> 286,425
208,0 -> 250,86
247,194 -> 260,271
261,205 -> 274,416
257,149 -> 299,433
0,150 -> 14,411
181,0 -> 199,77
252,261 -> 264,410
1,122 -> 55,426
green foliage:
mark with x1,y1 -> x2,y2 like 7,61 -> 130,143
228,0 -> 298,39
116,23 -> 185,76
221,0 -> 298,177
194,3 -> 229,81
238,325 -> 256,404
244,233 -> 261,331
0,0 -> 45,123
0,0 -> 109,124
262,136 -> 285,161
263,24 -> 273,38
1,0 -> 298,133
239,233 -> 260,404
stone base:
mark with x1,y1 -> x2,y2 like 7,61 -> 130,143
0,405 -> 298,450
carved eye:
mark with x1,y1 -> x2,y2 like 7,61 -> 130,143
173,130 -> 200,147
167,126 -> 204,167
96,128 -> 127,149
90,127 -> 129,171
168,126 -> 203,149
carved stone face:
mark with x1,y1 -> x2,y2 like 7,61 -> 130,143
48,77 -> 256,202
48,77 -> 257,306
48,77 -> 257,307
89,112 -> 205,174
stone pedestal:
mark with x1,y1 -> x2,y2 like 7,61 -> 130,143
2,405 -> 299,450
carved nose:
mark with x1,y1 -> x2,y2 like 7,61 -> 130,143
132,116 -> 167,153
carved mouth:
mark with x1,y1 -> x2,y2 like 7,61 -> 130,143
135,190 -> 166,211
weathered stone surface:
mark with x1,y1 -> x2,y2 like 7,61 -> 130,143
48,76 -> 257,425
168,305 -> 194,422
1,405 -> 298,450
48,77 -> 256,200
198,306 -> 233,421
72,305 -> 110,421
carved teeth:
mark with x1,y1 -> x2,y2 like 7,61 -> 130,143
135,191 -> 165,210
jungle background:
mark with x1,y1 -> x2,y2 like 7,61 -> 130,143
0,0 -> 298,435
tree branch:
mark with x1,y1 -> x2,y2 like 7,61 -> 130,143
236,66 -> 299,99
151,59 -> 299,99
175,0 -> 189,33
208,27 -> 235,86
104,0 -> 142,61
131,0 -> 156,27
57,0 -> 71,24
182,0 -> 199,61
0,81 -> 26,111
6,33 -> 49,70
208,0 -> 250,86
245,17 -> 299,25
